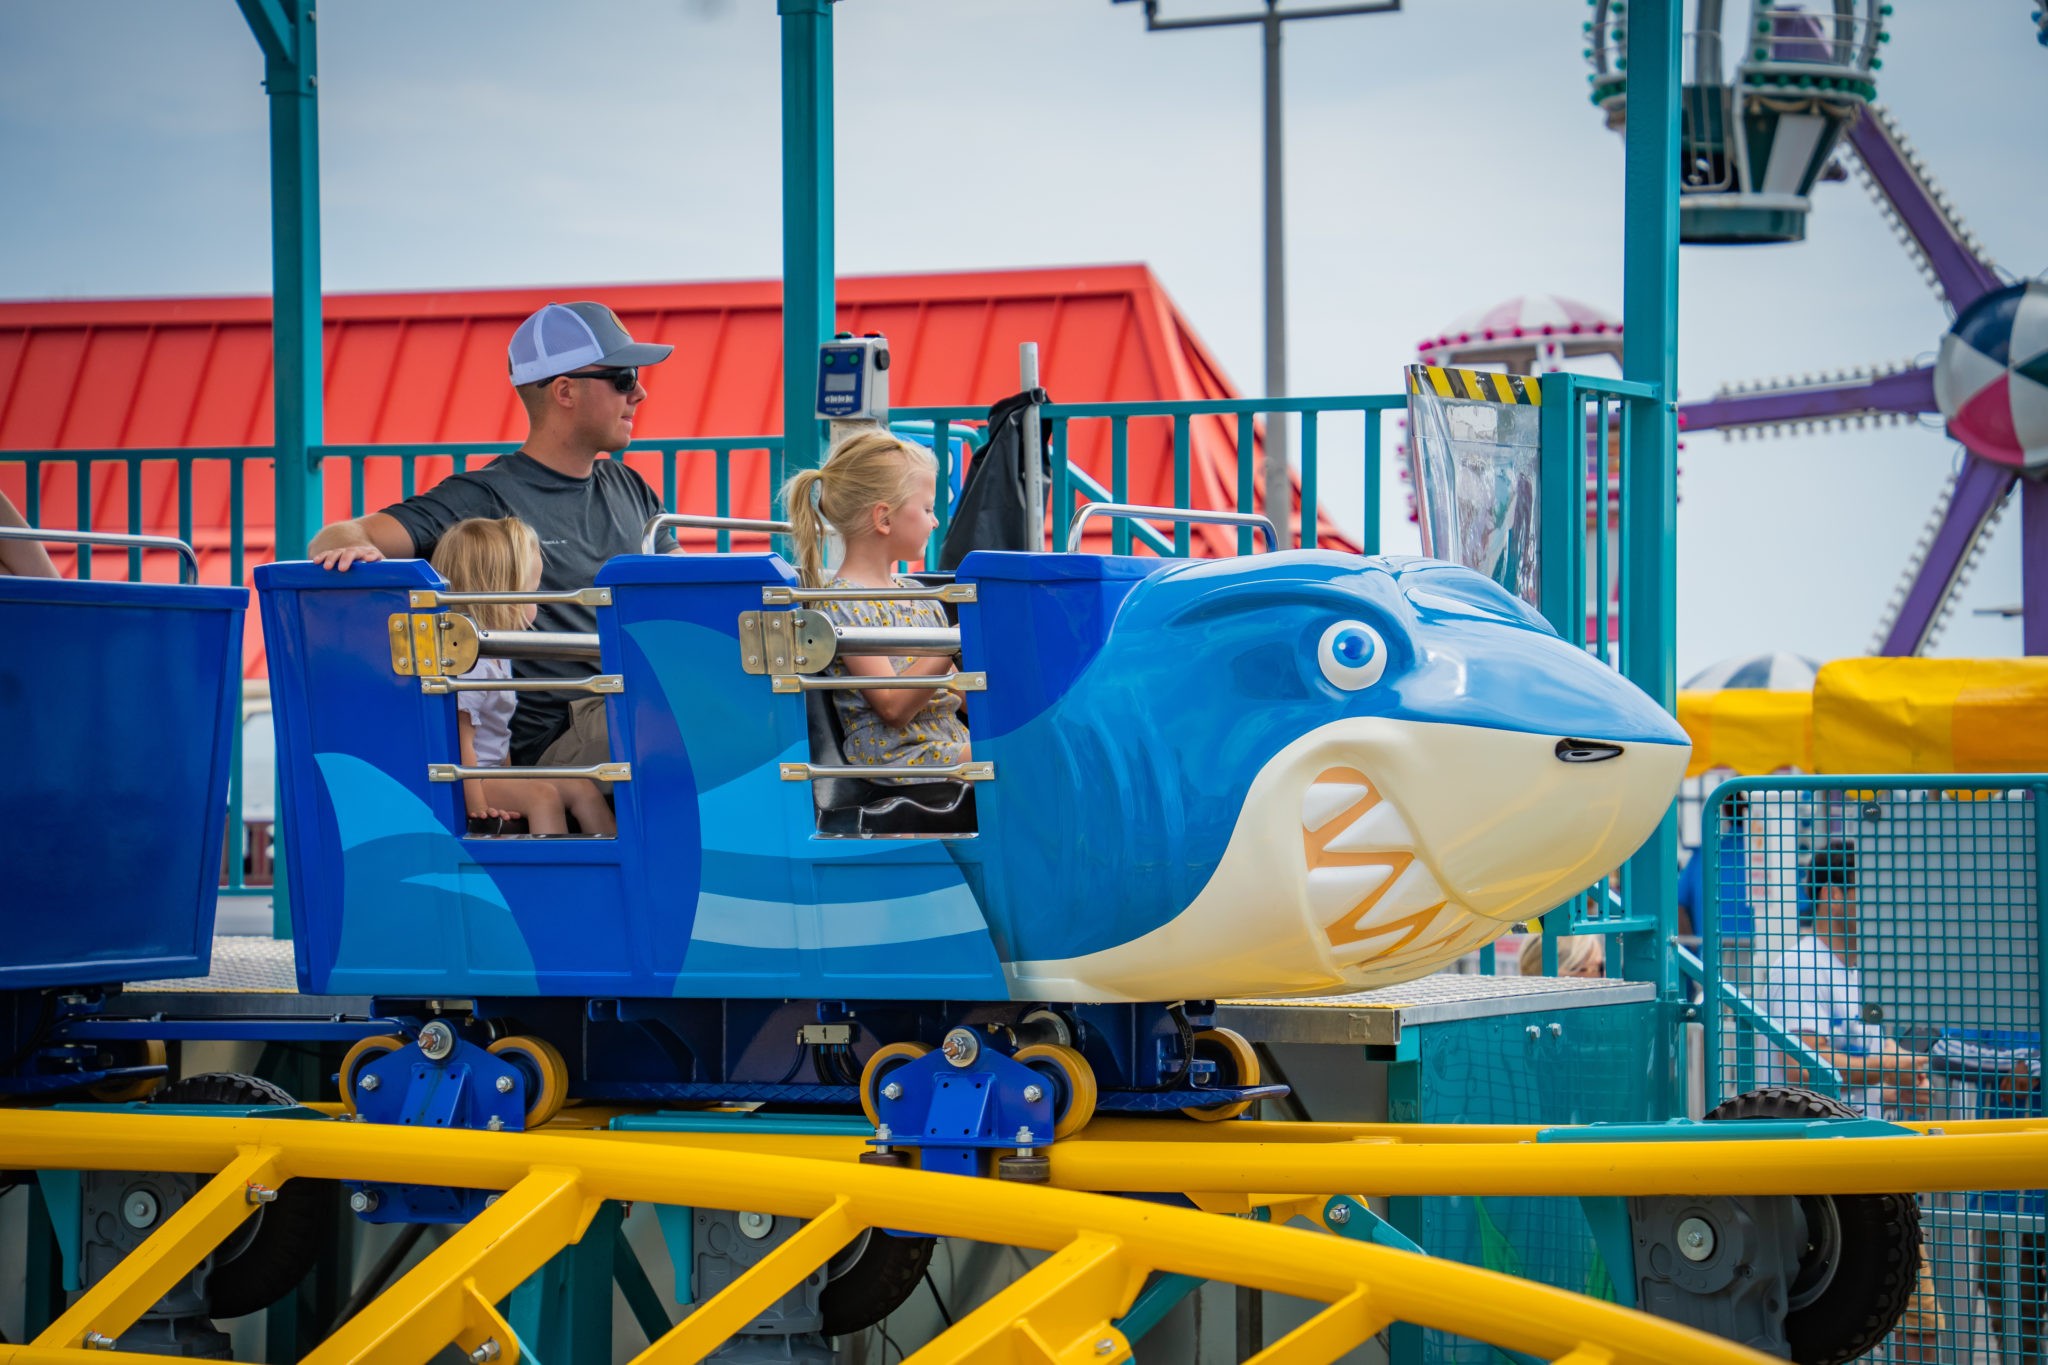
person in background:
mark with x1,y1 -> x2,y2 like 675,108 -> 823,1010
1677,789 -> 1758,992
1753,840 -> 1941,1360
1517,933 -> 1604,979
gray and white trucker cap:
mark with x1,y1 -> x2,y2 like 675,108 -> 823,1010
507,301 -> 674,386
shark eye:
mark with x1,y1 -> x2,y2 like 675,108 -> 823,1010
1317,621 -> 1387,691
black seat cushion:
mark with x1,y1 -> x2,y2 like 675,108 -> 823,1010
805,689 -> 976,835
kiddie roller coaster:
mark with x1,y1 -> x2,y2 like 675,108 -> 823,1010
3,3 -> 2047,1364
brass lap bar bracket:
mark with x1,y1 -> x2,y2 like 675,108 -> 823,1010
737,610 -> 838,675
410,587 -> 611,609
421,674 -> 623,695
390,612 -> 481,678
429,763 -> 633,783
772,672 -> 985,694
762,583 -> 977,605
780,761 -> 994,782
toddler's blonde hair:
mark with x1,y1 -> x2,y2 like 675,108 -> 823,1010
429,517 -> 543,631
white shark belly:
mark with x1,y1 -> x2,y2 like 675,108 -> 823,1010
1003,717 -> 1689,1003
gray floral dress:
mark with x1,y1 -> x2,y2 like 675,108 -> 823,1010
818,576 -> 968,783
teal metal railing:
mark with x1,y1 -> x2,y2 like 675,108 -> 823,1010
1038,396 -> 1399,556
1530,375 -> 1678,1003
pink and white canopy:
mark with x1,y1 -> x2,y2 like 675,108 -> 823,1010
1417,295 -> 1624,370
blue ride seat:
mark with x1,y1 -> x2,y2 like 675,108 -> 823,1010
2,574 -> 245,989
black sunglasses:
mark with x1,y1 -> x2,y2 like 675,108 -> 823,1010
540,366 -> 638,394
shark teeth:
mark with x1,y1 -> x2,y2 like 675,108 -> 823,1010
1367,860 -> 1446,923
1301,765 -> 1489,971
1306,863 -> 1397,921
1321,799 -> 1413,855
1301,780 -> 1372,833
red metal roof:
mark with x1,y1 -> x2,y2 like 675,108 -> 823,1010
0,264 -> 1352,675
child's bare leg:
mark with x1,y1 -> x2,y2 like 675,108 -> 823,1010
553,778 -> 615,836
484,777 -> 566,834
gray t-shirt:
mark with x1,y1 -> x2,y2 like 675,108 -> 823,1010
382,451 -> 673,764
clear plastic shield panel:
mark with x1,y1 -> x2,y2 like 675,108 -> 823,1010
1406,368 -> 1543,606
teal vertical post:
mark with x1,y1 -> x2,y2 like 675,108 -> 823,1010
239,0 -> 324,561
1620,0 -> 1684,1080
778,0 -> 834,498
507,1201 -> 623,1361
1536,373 -> 1584,642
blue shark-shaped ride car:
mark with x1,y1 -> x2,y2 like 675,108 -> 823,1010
258,546 -> 1687,1116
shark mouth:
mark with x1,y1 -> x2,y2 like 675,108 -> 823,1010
1301,766 -> 1502,975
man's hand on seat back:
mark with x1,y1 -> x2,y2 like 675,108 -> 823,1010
311,542 -> 386,571
308,511 -> 414,571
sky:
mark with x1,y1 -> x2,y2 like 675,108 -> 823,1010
2,0 -> 2043,678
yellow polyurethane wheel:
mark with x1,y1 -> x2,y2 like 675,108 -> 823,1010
1013,1042 -> 1098,1140
858,1041 -> 934,1128
338,1034 -> 408,1116
88,1039 -> 167,1102
488,1034 -> 570,1129
1182,1027 -> 1260,1123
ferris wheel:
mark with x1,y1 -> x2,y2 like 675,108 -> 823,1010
1588,0 -> 2043,656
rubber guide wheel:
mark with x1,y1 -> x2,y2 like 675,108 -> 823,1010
820,1230 -> 936,1337
149,1072 -> 334,1320
1705,1085 -> 1923,1365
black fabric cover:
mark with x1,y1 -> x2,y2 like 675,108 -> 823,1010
938,388 -> 1051,571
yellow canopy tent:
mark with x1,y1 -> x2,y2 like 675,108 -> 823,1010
1677,659 -> 2048,776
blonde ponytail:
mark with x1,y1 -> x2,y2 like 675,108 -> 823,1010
777,431 -> 937,588
783,467 -> 831,588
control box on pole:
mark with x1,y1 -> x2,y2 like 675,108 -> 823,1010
816,333 -> 890,424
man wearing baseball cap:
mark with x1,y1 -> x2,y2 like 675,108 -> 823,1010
309,301 -> 675,767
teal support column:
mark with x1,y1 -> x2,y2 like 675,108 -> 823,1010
1619,0 -> 1684,1082
1537,372 -> 1586,640
237,0 -> 324,562
507,1200 -> 623,1362
778,0 -> 835,501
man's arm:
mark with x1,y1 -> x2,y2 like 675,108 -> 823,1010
0,491 -> 58,578
309,512 -> 416,571
1788,1031 -> 1930,1098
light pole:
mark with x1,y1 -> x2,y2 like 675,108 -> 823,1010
1127,0 -> 1400,549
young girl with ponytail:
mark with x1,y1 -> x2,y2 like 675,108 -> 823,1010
781,431 -> 969,780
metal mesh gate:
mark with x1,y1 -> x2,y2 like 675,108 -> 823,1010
1700,776 -> 2046,1364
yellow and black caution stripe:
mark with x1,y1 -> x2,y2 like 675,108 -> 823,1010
1406,364 -> 1541,406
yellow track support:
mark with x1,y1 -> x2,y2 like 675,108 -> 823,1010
0,1110 -> 1796,1365
305,1166 -> 598,1364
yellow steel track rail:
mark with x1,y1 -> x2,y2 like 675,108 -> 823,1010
1045,1120 -> 2048,1197
480,1111 -> 2048,1196
0,1110 -> 1783,1365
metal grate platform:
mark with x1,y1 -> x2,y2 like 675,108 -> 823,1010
1216,972 -> 1655,1046
124,935 -> 300,994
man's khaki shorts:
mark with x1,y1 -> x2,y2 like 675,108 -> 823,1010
536,696 -> 612,793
